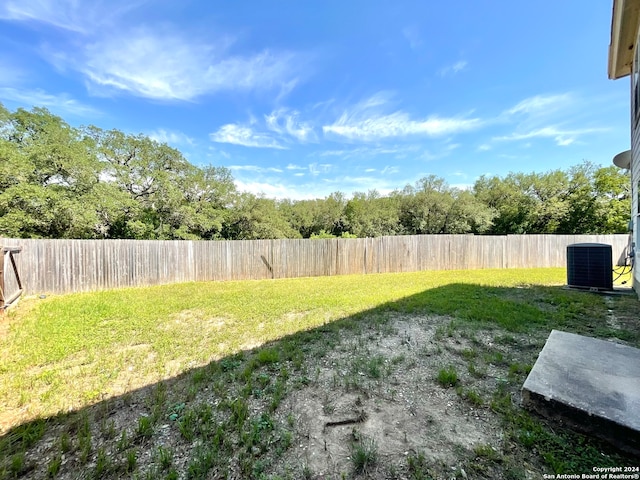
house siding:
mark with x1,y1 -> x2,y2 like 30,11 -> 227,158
631,69 -> 640,292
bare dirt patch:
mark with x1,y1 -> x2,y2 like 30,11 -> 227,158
269,314 -> 529,479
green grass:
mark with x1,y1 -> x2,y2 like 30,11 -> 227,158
0,268 -> 567,422
1,267 -> 638,479
436,366 -> 459,387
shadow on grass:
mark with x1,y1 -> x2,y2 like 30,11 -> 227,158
1,282 -> 638,478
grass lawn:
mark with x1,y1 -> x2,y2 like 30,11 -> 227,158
0,268 -> 638,479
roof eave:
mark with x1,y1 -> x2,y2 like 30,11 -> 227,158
609,0 -> 640,80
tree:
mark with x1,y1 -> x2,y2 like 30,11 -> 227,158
396,175 -> 493,234
0,106 -> 104,238
343,190 -> 401,237
222,193 -> 300,240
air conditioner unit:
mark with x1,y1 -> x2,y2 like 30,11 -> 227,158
566,243 -> 613,291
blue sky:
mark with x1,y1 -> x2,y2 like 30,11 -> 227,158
0,1 -> 631,199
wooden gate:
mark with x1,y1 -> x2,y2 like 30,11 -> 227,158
0,246 -> 23,312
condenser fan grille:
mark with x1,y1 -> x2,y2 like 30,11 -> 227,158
566,243 -> 613,291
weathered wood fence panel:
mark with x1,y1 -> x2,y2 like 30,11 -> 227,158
0,235 -> 630,295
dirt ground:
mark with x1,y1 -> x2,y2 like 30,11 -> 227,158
269,314 -> 542,479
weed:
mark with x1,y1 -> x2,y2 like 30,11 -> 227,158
47,454 -> 62,477
125,449 -> 137,473
350,432 -> 377,474
178,404 -> 214,441
149,382 -> 167,422
467,361 -> 486,378
322,396 -> 335,414
155,446 -> 173,470
94,447 -> 111,478
436,366 -> 459,387
461,348 -> 477,360
485,350 -> 506,365
256,347 -> 281,366
407,451 -> 432,480
59,432 -> 72,453
100,419 -> 117,440
508,362 -> 531,377
473,443 -> 501,461
186,443 -> 216,480
191,369 -> 207,385
460,388 -> 483,406
391,354 -> 406,365
165,468 -> 179,480
9,451 -> 26,477
269,377 -> 287,412
78,426 -> 92,464
302,463 -> 314,479
116,430 -> 130,451
136,416 -> 153,440
286,413 -> 295,428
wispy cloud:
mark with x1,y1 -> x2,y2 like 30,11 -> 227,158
0,0 -> 141,34
229,165 -> 284,173
491,93 -> 609,147
69,28 -> 299,101
323,93 -> 482,141
494,126 -> 608,146
148,129 -> 194,147
210,124 -> 285,149
477,144 -> 491,151
234,179 -> 315,200
438,60 -> 468,77
309,163 -> 332,176
504,93 -> 572,116
286,164 -> 307,170
324,114 -> 481,141
381,166 -> 399,174
0,87 -> 100,117
265,108 -> 317,142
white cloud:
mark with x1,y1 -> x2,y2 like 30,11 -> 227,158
286,163 -> 306,170
44,25 -> 300,101
477,144 -> 491,151
0,87 -> 100,117
308,163 -> 332,176
324,110 -> 482,141
234,179 -> 320,200
0,0 -> 145,36
148,129 -> 194,147
494,126 -> 607,146
229,165 -> 284,173
505,93 -> 572,116
210,124 -> 285,149
322,93 -> 481,142
381,166 -> 399,175
265,109 -> 317,142
438,60 -> 468,77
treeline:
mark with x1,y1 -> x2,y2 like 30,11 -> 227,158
0,105 -> 630,240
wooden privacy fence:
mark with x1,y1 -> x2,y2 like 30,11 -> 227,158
0,234 -> 630,296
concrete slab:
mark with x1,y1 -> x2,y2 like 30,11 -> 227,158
522,330 -> 640,455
